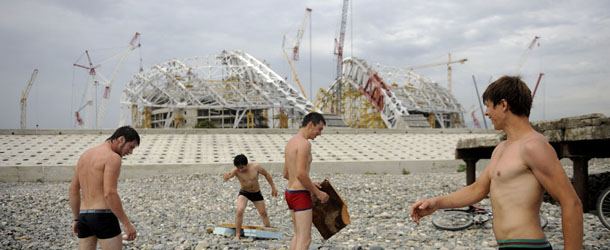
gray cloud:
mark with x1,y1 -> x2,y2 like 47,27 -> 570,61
1,0 -> 609,129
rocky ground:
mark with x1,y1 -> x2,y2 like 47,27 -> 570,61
1,164 -> 609,250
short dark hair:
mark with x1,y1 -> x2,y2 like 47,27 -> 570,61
482,75 -> 532,117
233,154 -> 248,166
106,126 -> 140,145
301,112 -> 326,128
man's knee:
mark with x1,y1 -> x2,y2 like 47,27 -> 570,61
236,208 -> 245,216
259,210 -> 268,218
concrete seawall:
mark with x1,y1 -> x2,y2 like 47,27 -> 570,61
0,128 -> 495,182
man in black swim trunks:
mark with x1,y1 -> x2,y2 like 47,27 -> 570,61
69,126 -> 140,249
223,154 -> 278,239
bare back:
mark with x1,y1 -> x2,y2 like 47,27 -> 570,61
75,144 -> 121,210
487,132 -> 547,240
284,134 -> 311,190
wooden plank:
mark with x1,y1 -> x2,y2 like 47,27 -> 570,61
218,223 -> 278,232
311,179 -> 351,240
213,223 -> 282,239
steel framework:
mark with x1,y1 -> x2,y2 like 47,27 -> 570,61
120,50 -> 313,128
315,57 -> 465,129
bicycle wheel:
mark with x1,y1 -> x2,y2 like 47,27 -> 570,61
597,186 -> 610,230
432,210 -> 474,231
540,214 -> 548,229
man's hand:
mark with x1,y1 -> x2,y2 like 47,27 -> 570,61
73,221 -> 78,236
222,172 -> 231,181
410,199 -> 438,225
271,187 -> 278,197
123,223 -> 137,241
315,190 -> 329,204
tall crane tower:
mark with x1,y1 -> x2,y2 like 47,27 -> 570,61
515,36 -> 540,74
73,32 -> 141,129
20,69 -> 38,129
282,8 -> 311,99
334,0 -> 349,115
405,53 -> 467,93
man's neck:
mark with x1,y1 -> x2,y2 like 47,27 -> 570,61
503,115 -> 535,142
298,128 -> 309,140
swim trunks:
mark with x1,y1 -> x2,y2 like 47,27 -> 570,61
239,189 -> 264,202
77,209 -> 121,239
497,238 -> 552,249
285,189 -> 312,212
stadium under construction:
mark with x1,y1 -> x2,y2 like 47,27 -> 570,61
119,50 -> 465,130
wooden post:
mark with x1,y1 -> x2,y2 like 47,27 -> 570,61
570,156 -> 590,212
464,158 -> 479,185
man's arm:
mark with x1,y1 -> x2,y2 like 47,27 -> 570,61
410,167 -> 491,224
69,161 -> 81,235
103,155 -> 137,241
256,164 -> 278,197
410,144 -> 498,224
223,168 -> 237,181
523,138 -> 583,250
295,142 -> 328,203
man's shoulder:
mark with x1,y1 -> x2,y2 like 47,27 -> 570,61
520,132 -> 549,150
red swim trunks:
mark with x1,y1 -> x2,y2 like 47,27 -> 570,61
285,190 -> 313,211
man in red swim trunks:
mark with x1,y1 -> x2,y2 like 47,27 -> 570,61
283,112 -> 329,250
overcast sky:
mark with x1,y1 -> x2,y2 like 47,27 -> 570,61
1,0 -> 609,129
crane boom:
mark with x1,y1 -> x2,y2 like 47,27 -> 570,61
293,8 -> 312,61
96,32 -> 141,128
282,9 -> 312,98
404,54 -> 467,93
515,36 -> 540,74
406,57 -> 467,71
334,0 -> 349,115
20,69 -> 39,129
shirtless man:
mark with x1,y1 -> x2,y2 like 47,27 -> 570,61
410,76 -> 583,250
69,126 -> 140,250
283,112 -> 329,250
223,154 -> 278,240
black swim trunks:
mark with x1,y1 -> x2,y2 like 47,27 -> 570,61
238,189 -> 264,202
77,209 -> 121,239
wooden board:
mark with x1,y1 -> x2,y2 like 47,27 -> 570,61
311,179 -> 351,240
218,223 -> 278,232
213,223 -> 282,239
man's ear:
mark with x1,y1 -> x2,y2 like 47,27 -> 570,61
500,99 -> 508,111
118,136 -> 125,144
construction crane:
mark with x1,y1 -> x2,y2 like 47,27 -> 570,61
515,36 -> 540,74
20,69 -> 38,129
532,72 -> 544,99
73,32 -> 141,128
405,53 -> 467,93
334,0 -> 349,115
282,8 -> 311,99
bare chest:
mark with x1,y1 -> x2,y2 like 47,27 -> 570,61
487,144 -> 529,182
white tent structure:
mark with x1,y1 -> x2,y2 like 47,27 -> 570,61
315,57 -> 465,129
120,50 -> 313,128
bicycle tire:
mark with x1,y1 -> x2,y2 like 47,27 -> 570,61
597,186 -> 610,230
540,214 -> 548,229
432,210 -> 474,231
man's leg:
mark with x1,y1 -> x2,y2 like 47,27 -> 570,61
252,200 -> 271,227
77,236 -> 98,250
99,234 -> 123,250
294,210 -> 313,250
235,195 -> 248,239
289,210 -> 297,250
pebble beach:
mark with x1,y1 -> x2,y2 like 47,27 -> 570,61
1,164 -> 609,250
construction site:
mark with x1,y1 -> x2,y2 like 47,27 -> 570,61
41,1 -> 495,132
